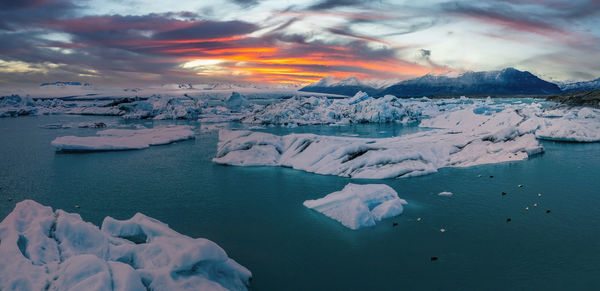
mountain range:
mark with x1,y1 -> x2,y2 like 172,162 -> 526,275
556,77 -> 600,93
301,68 -> 599,97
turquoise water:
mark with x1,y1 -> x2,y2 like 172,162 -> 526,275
1,115 -> 599,290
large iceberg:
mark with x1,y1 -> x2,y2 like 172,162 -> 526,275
303,183 -> 407,230
213,123 -> 543,179
0,200 -> 251,291
51,125 -> 195,151
241,92 -> 424,125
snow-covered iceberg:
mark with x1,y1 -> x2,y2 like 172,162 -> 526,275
533,107 -> 600,142
213,124 -> 543,179
420,102 -> 600,143
303,183 -> 407,230
51,125 -> 195,151
0,200 -> 251,291
0,95 -> 67,117
241,92 -> 423,125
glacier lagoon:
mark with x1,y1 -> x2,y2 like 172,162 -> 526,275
1,114 -> 600,290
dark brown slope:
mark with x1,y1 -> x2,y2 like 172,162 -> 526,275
547,89 -> 600,108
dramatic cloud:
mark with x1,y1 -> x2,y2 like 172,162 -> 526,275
0,0 -> 598,86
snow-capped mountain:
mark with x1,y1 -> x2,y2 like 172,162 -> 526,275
381,68 -> 561,96
557,77 -> 600,92
300,69 -> 561,97
300,76 -> 379,96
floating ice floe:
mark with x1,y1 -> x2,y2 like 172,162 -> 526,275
51,125 -> 195,151
303,183 -> 407,230
0,200 -> 251,291
438,191 -> 453,196
213,125 -> 543,179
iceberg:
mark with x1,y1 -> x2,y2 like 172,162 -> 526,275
51,125 -> 195,151
303,183 -> 407,230
240,92 -> 423,125
534,107 -> 600,142
225,92 -> 250,111
0,200 -> 251,291
213,125 -> 543,179
0,95 -> 66,117
420,102 -> 600,143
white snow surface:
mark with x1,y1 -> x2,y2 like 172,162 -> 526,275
303,183 -> 407,230
51,125 -> 195,151
0,200 -> 251,291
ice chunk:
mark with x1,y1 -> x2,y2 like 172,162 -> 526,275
347,91 -> 371,105
51,125 -> 195,151
438,191 -> 453,196
225,92 -> 250,111
0,200 -> 252,291
303,183 -> 407,230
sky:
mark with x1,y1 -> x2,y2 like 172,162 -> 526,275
0,0 -> 599,87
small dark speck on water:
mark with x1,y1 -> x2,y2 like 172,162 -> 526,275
501,192 -> 506,196
430,257 -> 438,261
489,175 -> 494,178
392,222 -> 398,227
8,197 -> 12,202
506,218 -> 511,222
546,210 -> 551,214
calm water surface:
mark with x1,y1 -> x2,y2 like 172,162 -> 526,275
0,115 -> 599,290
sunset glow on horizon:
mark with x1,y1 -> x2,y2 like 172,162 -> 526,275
0,0 -> 599,86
